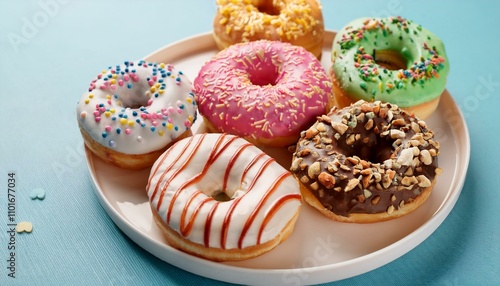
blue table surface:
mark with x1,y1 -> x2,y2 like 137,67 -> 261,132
1,0 -> 499,285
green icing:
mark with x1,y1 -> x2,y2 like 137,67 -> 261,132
331,16 -> 450,107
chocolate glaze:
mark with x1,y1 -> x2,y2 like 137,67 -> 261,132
291,100 -> 440,217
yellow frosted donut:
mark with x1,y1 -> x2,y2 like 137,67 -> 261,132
213,0 -> 325,58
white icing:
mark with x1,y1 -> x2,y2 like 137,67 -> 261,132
76,61 -> 197,154
147,133 -> 301,249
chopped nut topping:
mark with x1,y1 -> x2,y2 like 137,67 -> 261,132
382,174 -> 392,189
387,110 -> 394,122
360,103 -> 373,113
346,134 -> 356,145
390,129 -> 406,139
419,149 -> 432,165
299,148 -> 310,157
386,169 -> 396,180
321,114 -> 331,124
387,205 -> 395,215
435,168 -> 443,176
331,122 -> 348,135
430,139 -> 440,149
399,200 -> 405,209
363,189 -> 372,198
356,113 -> 365,122
362,177 -> 372,190
300,176 -> 309,184
371,195 -> 381,205
392,118 -> 406,126
344,178 -> 360,192
411,121 -> 421,133
364,119 -> 374,130
429,148 -> 437,156
308,162 -> 321,178
321,137 -> 332,144
346,157 -> 359,165
290,158 -> 303,172
310,182 -> 319,191
379,107 -> 388,118
340,164 -> 351,171
418,120 -> 427,128
409,139 -> 421,147
392,139 -> 403,149
305,127 -> 319,139
327,161 -> 338,173
402,176 -> 418,186
356,160 -> 367,169
412,147 -> 420,156
316,122 -> 326,132
360,168 -> 372,176
417,175 -> 432,188
318,172 -> 335,189
337,174 -> 348,180
397,148 -> 414,166
404,167 -> 414,176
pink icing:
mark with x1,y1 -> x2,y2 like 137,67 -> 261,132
193,40 -> 332,141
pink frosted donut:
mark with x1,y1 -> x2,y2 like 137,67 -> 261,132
193,40 -> 332,147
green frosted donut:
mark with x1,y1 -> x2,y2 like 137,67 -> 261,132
331,16 -> 449,108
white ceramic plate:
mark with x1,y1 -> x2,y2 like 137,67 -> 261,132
84,31 -> 470,285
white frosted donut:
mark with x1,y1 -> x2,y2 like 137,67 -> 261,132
76,60 -> 197,169
147,133 -> 302,261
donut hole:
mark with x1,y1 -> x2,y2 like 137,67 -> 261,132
255,2 -> 281,16
118,93 -> 150,109
211,191 -> 233,202
374,49 -> 408,70
249,71 -> 278,86
343,133 -> 394,164
248,62 -> 279,86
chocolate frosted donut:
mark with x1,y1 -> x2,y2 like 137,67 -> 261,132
290,100 -> 442,223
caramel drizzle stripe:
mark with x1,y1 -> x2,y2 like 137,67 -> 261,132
158,133 -> 207,214
257,193 -> 301,244
241,153 -> 267,181
241,153 -> 270,190
179,192 -> 212,237
147,136 -> 195,198
220,154 -> 273,249
204,203 -> 219,247
237,172 -> 292,249
222,143 -> 253,192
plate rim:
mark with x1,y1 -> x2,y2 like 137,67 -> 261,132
84,30 -> 471,285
